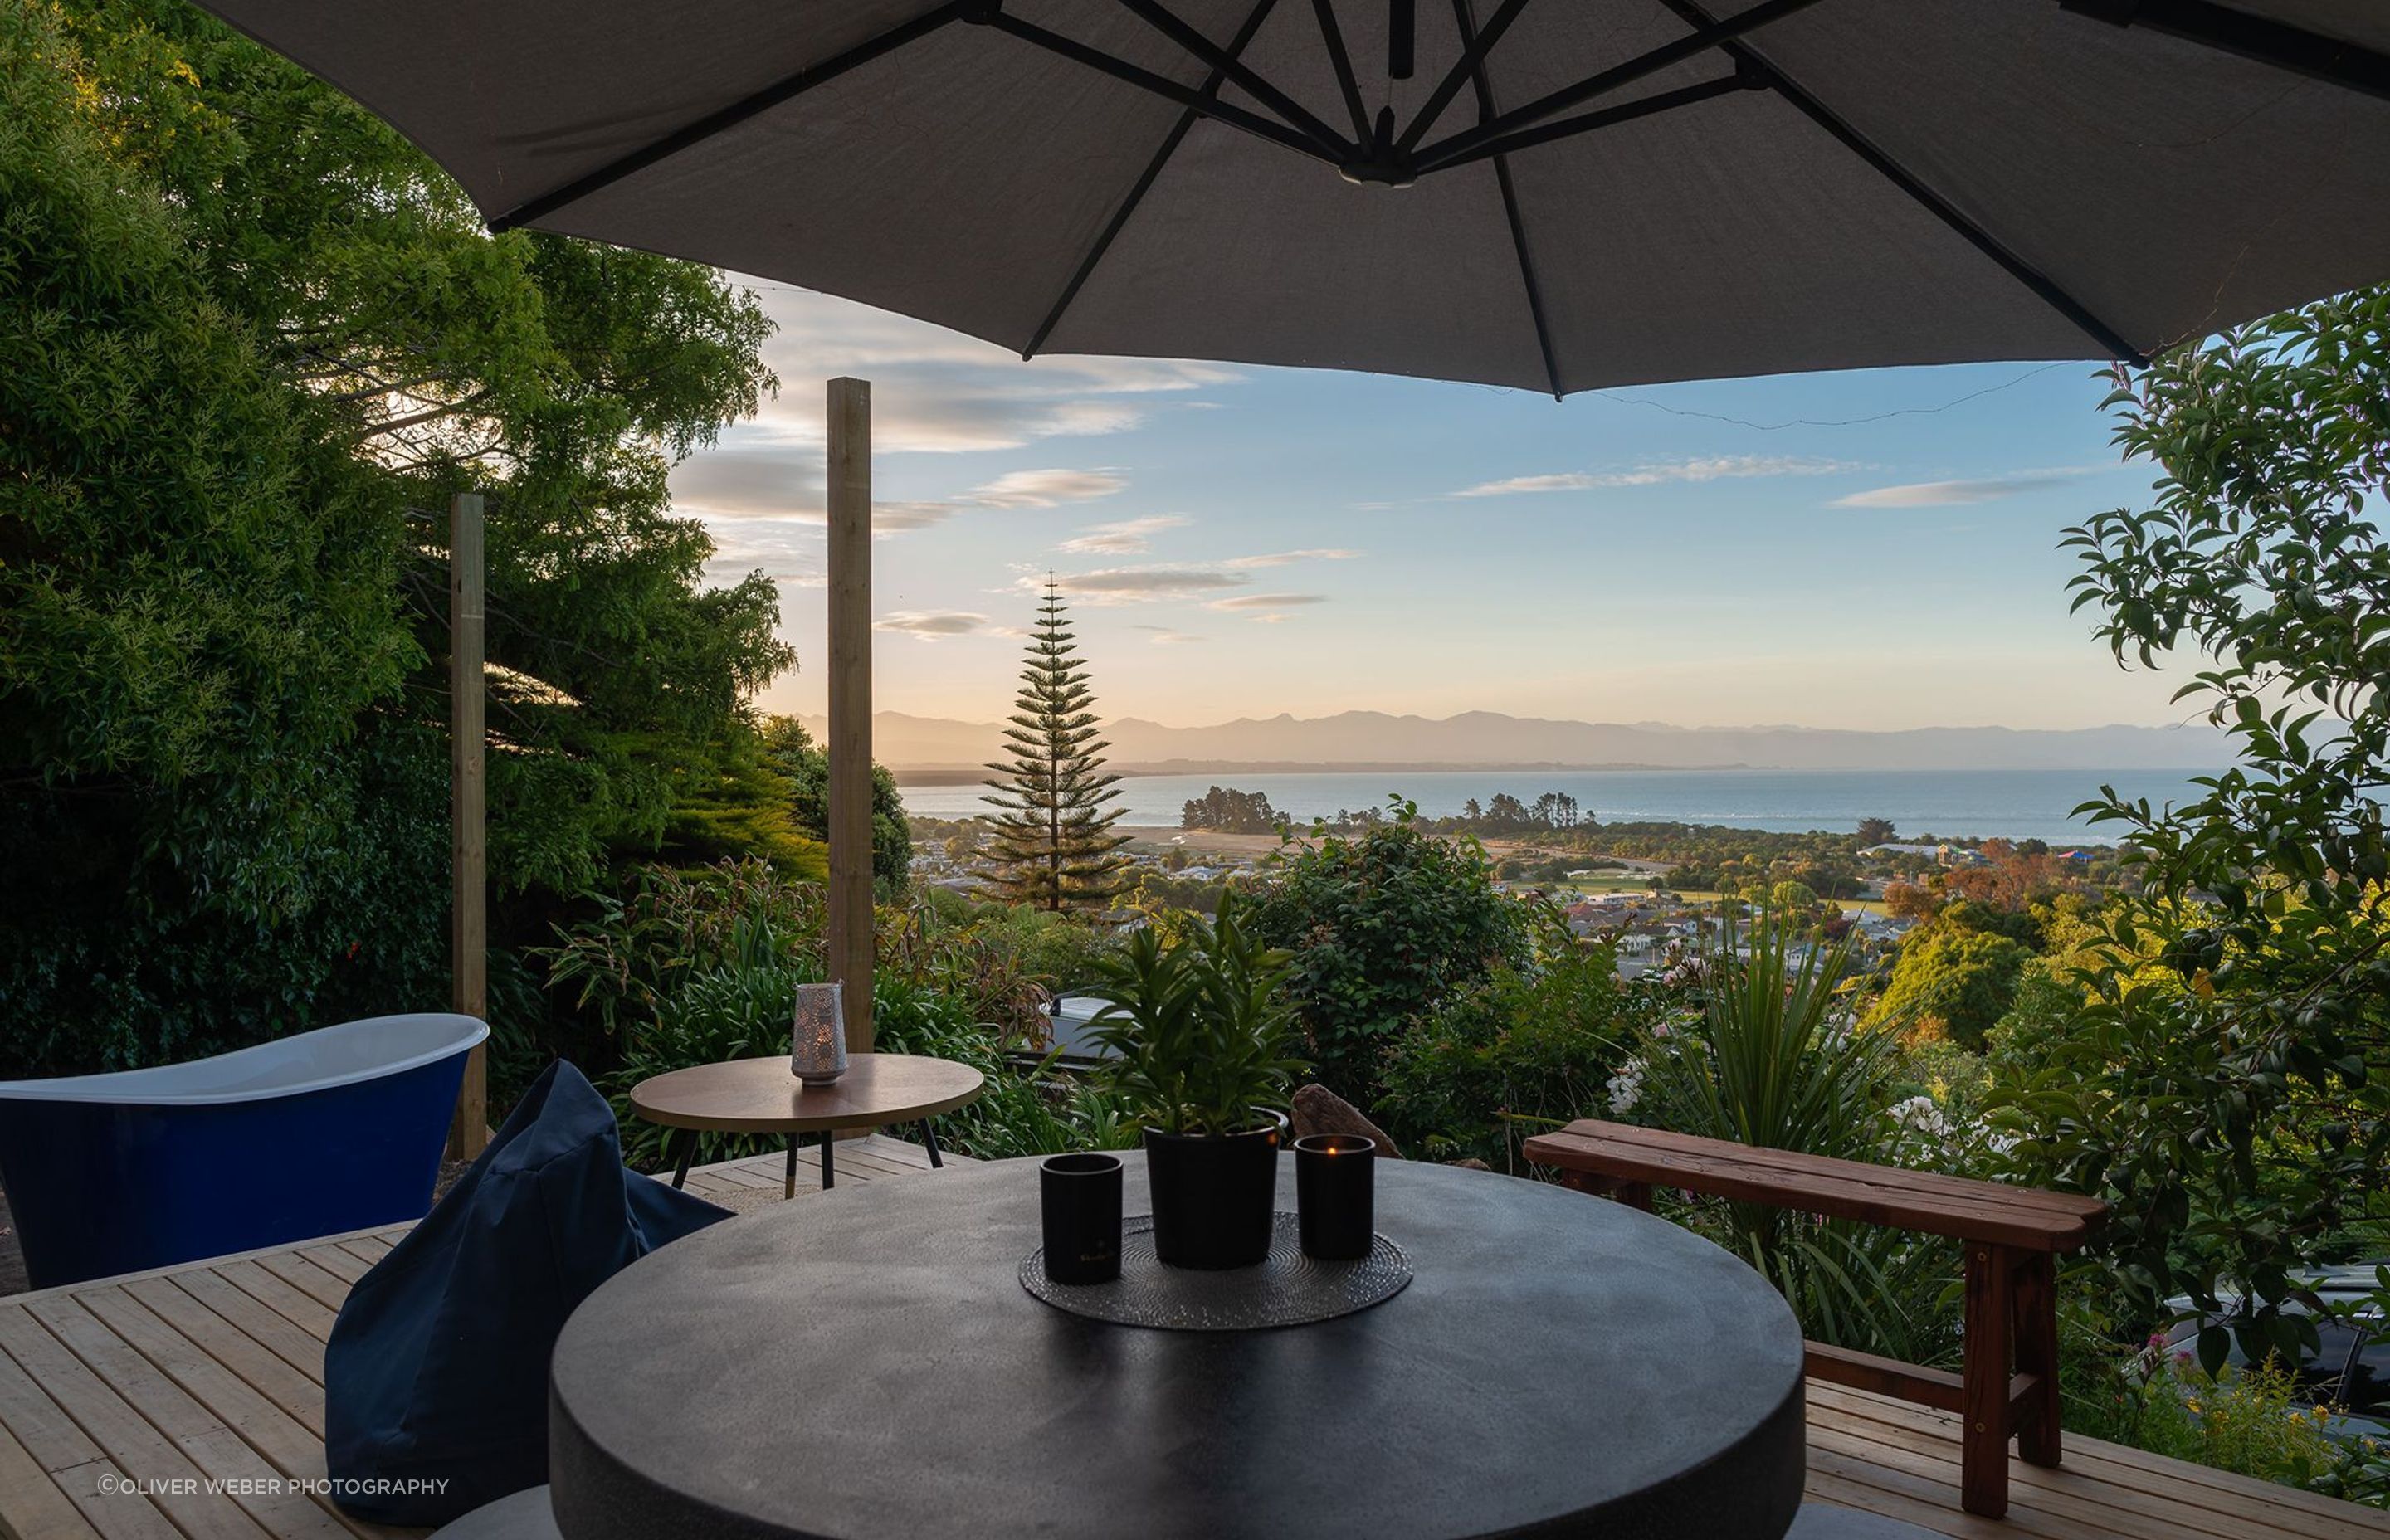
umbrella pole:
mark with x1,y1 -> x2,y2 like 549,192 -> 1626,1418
446,490 -> 490,1160
826,378 -> 876,1055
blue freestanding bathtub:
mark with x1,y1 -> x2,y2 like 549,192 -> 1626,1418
0,1013 -> 487,1289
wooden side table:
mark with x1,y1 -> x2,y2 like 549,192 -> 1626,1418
628,1053 -> 984,1197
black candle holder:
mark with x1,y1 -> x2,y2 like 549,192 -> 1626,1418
1294,1134 -> 1376,1260
1041,1153 -> 1124,1284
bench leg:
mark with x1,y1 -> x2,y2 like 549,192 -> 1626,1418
1553,1170 -> 1653,1211
1962,1243 -> 2017,1518
2012,1250 -> 2062,1468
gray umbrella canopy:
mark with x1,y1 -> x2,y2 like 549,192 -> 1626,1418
195,0 -> 2390,393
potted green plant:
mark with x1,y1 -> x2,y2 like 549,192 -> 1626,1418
1086,896 -> 1307,1270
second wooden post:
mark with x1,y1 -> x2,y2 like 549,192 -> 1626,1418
825,378 -> 875,1055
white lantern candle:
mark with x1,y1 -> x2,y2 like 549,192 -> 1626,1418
791,982 -> 848,1086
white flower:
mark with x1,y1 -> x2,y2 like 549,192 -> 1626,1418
1606,1055 -> 1647,1115
1890,1094 -> 1949,1140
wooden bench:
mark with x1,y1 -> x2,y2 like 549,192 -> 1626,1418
1521,1118 -> 2110,1521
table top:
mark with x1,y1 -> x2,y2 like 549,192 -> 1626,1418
626,1052 -> 983,1134
549,1156 -> 1807,1540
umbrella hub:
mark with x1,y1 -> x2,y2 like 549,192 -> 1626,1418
1338,105 -> 1416,188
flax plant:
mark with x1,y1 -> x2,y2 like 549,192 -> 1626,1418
1636,908 -> 1955,1362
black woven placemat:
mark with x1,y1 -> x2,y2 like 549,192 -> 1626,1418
1021,1212 -> 1411,1330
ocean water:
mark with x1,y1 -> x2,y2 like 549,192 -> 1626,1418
900,767 -> 2223,846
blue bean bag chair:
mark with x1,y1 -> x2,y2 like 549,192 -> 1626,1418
324,1060 -> 729,1525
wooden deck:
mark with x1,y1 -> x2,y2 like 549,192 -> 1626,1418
3,1141 -> 2383,1540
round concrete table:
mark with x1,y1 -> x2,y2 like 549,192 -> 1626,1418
627,1053 -> 983,1196
549,1157 -> 1807,1540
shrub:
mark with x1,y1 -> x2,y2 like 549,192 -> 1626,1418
1245,801 -> 1529,1104
1870,924 -> 2030,1049
1378,920 -> 1640,1170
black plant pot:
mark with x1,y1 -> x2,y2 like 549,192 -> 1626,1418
1143,1120 -> 1282,1270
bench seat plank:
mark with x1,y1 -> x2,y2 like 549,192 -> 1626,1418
1523,1122 -> 2106,1251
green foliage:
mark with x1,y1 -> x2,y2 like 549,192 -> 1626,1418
538,858 -> 824,1048
915,888 -> 1122,1002
1181,785 -> 1281,834
869,980 -> 1139,1161
1378,918 -> 1638,1169
652,721 -> 831,880
2,0 -> 793,1075
763,716 -> 910,893
1245,801 -> 1529,1104
1872,924 -> 2032,1049
1086,897 -> 1307,1138
1624,912 -> 1949,1360
983,580 -> 1129,911
0,5 -> 436,1070
1992,287 -> 2390,1352
2106,1355 -> 2344,1493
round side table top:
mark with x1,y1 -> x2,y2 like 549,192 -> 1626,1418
626,1052 -> 983,1134
549,1155 -> 1807,1540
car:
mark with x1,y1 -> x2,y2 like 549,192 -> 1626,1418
2161,1264 -> 2390,1442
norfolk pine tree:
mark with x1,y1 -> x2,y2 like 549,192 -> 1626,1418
983,582 -> 1130,911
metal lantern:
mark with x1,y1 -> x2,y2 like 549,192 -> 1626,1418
791,982 -> 848,1086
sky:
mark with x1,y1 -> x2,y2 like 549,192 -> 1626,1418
669,281 -> 2190,733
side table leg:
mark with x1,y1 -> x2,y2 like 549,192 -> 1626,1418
785,1138 -> 798,1200
669,1129 -> 697,1189
919,1120 -> 944,1168
819,1131 -> 836,1191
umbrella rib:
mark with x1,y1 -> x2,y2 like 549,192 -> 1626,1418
1412,0 -> 1824,167
1451,0 -> 1561,398
1655,0 -> 2148,365
486,1 -> 971,233
2059,0 -> 2390,105
1417,73 -> 1749,173
1311,0 -> 1375,142
1396,0 -> 1538,155
1021,0 -> 1285,359
988,12 -> 1339,164
1111,0 -> 1356,154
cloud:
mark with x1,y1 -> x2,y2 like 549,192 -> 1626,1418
966,467 -> 1127,508
1209,592 -> 1329,611
1831,468 -> 2096,508
1451,456 -> 1857,497
1061,514 -> 1191,554
1224,548 -> 1359,568
1455,473 -> 1601,497
1133,624 -> 1205,644
729,285 -> 1236,456
875,610 -> 990,639
1059,565 -> 1250,602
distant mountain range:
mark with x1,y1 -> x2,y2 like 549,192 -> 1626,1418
801,709 -> 2228,776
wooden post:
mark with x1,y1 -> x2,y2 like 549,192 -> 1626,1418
825,379 -> 875,1055
446,490 -> 489,1161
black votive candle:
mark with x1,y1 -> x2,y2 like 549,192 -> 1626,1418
1295,1134 -> 1376,1260
1041,1153 -> 1124,1284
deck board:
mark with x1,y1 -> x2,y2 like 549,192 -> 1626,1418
4,1141 -> 2383,1540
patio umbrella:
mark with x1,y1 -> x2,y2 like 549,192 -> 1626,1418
189,0 -> 2390,395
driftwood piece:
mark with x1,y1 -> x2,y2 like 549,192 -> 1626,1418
1290,1084 -> 1405,1160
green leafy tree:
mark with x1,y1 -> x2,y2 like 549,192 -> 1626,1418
1246,801 -> 1529,1104
1181,785 -> 1280,835
1,0 -> 788,1075
982,581 -> 1129,911
760,716 -> 910,893
1995,285 -> 2390,1362
1871,925 -> 2030,1048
